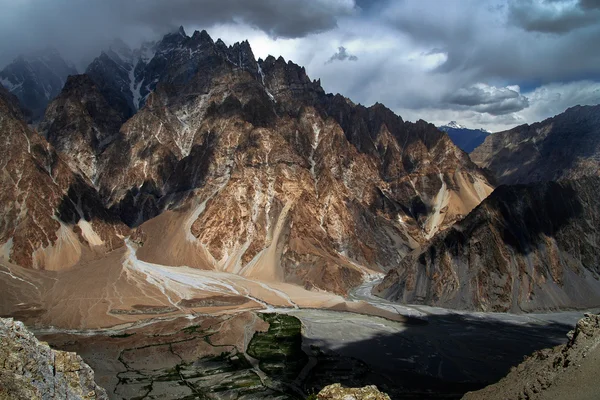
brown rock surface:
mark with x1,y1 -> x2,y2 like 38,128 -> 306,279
2,29 -> 494,322
0,84 -> 127,270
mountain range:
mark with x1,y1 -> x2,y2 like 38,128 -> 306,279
377,106 -> 600,312
0,28 -> 494,329
1,25 -> 600,400
0,27 -> 599,319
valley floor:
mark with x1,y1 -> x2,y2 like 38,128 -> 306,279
2,240 -> 595,398
25,276 -> 595,399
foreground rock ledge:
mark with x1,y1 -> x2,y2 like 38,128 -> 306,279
0,318 -> 107,400
318,383 -> 391,400
464,313 -> 600,400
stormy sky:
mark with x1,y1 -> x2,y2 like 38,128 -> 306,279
1,0 -> 599,132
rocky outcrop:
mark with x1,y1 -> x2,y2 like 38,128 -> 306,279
470,104 -> 600,185
0,48 -> 77,120
376,176 -> 600,312
463,313 -> 600,400
317,383 -> 391,400
0,318 -> 107,399
0,83 -> 127,270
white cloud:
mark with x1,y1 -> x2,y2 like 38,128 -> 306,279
518,80 -> 600,122
404,80 -> 600,132
446,83 -> 530,115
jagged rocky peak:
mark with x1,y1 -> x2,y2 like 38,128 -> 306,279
154,25 -> 189,51
0,318 -> 108,399
440,121 -> 490,133
192,28 -> 213,43
85,28 -> 264,120
59,73 -> 97,93
257,54 -> 326,112
375,175 -> 600,312
39,74 -> 124,183
0,47 -> 77,120
471,103 -> 600,184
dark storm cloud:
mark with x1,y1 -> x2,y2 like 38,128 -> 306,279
445,85 -> 530,115
378,0 -> 600,84
0,0 -> 356,67
509,0 -> 600,34
326,47 -> 358,64
129,0 -> 356,38
579,0 -> 600,9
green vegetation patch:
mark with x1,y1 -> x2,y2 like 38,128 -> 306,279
110,332 -> 135,338
247,313 -> 308,381
181,324 -> 202,334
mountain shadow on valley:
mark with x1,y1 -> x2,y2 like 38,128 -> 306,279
300,311 -> 577,399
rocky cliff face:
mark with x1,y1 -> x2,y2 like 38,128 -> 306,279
0,84 -> 126,270
34,29 -> 492,294
85,39 -> 157,120
39,75 -> 125,185
471,105 -> 600,185
0,317 -> 107,399
0,48 -> 77,120
463,313 -> 600,400
375,176 -> 600,312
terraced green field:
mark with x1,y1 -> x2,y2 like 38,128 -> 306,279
247,313 -> 308,382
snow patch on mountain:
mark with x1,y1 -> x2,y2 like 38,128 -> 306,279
0,77 -> 18,91
129,67 -> 143,111
446,121 -> 465,129
441,121 -> 491,133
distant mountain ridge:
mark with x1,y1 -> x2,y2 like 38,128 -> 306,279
85,27 -> 259,121
438,121 -> 491,153
85,38 -> 157,120
0,48 -> 77,120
